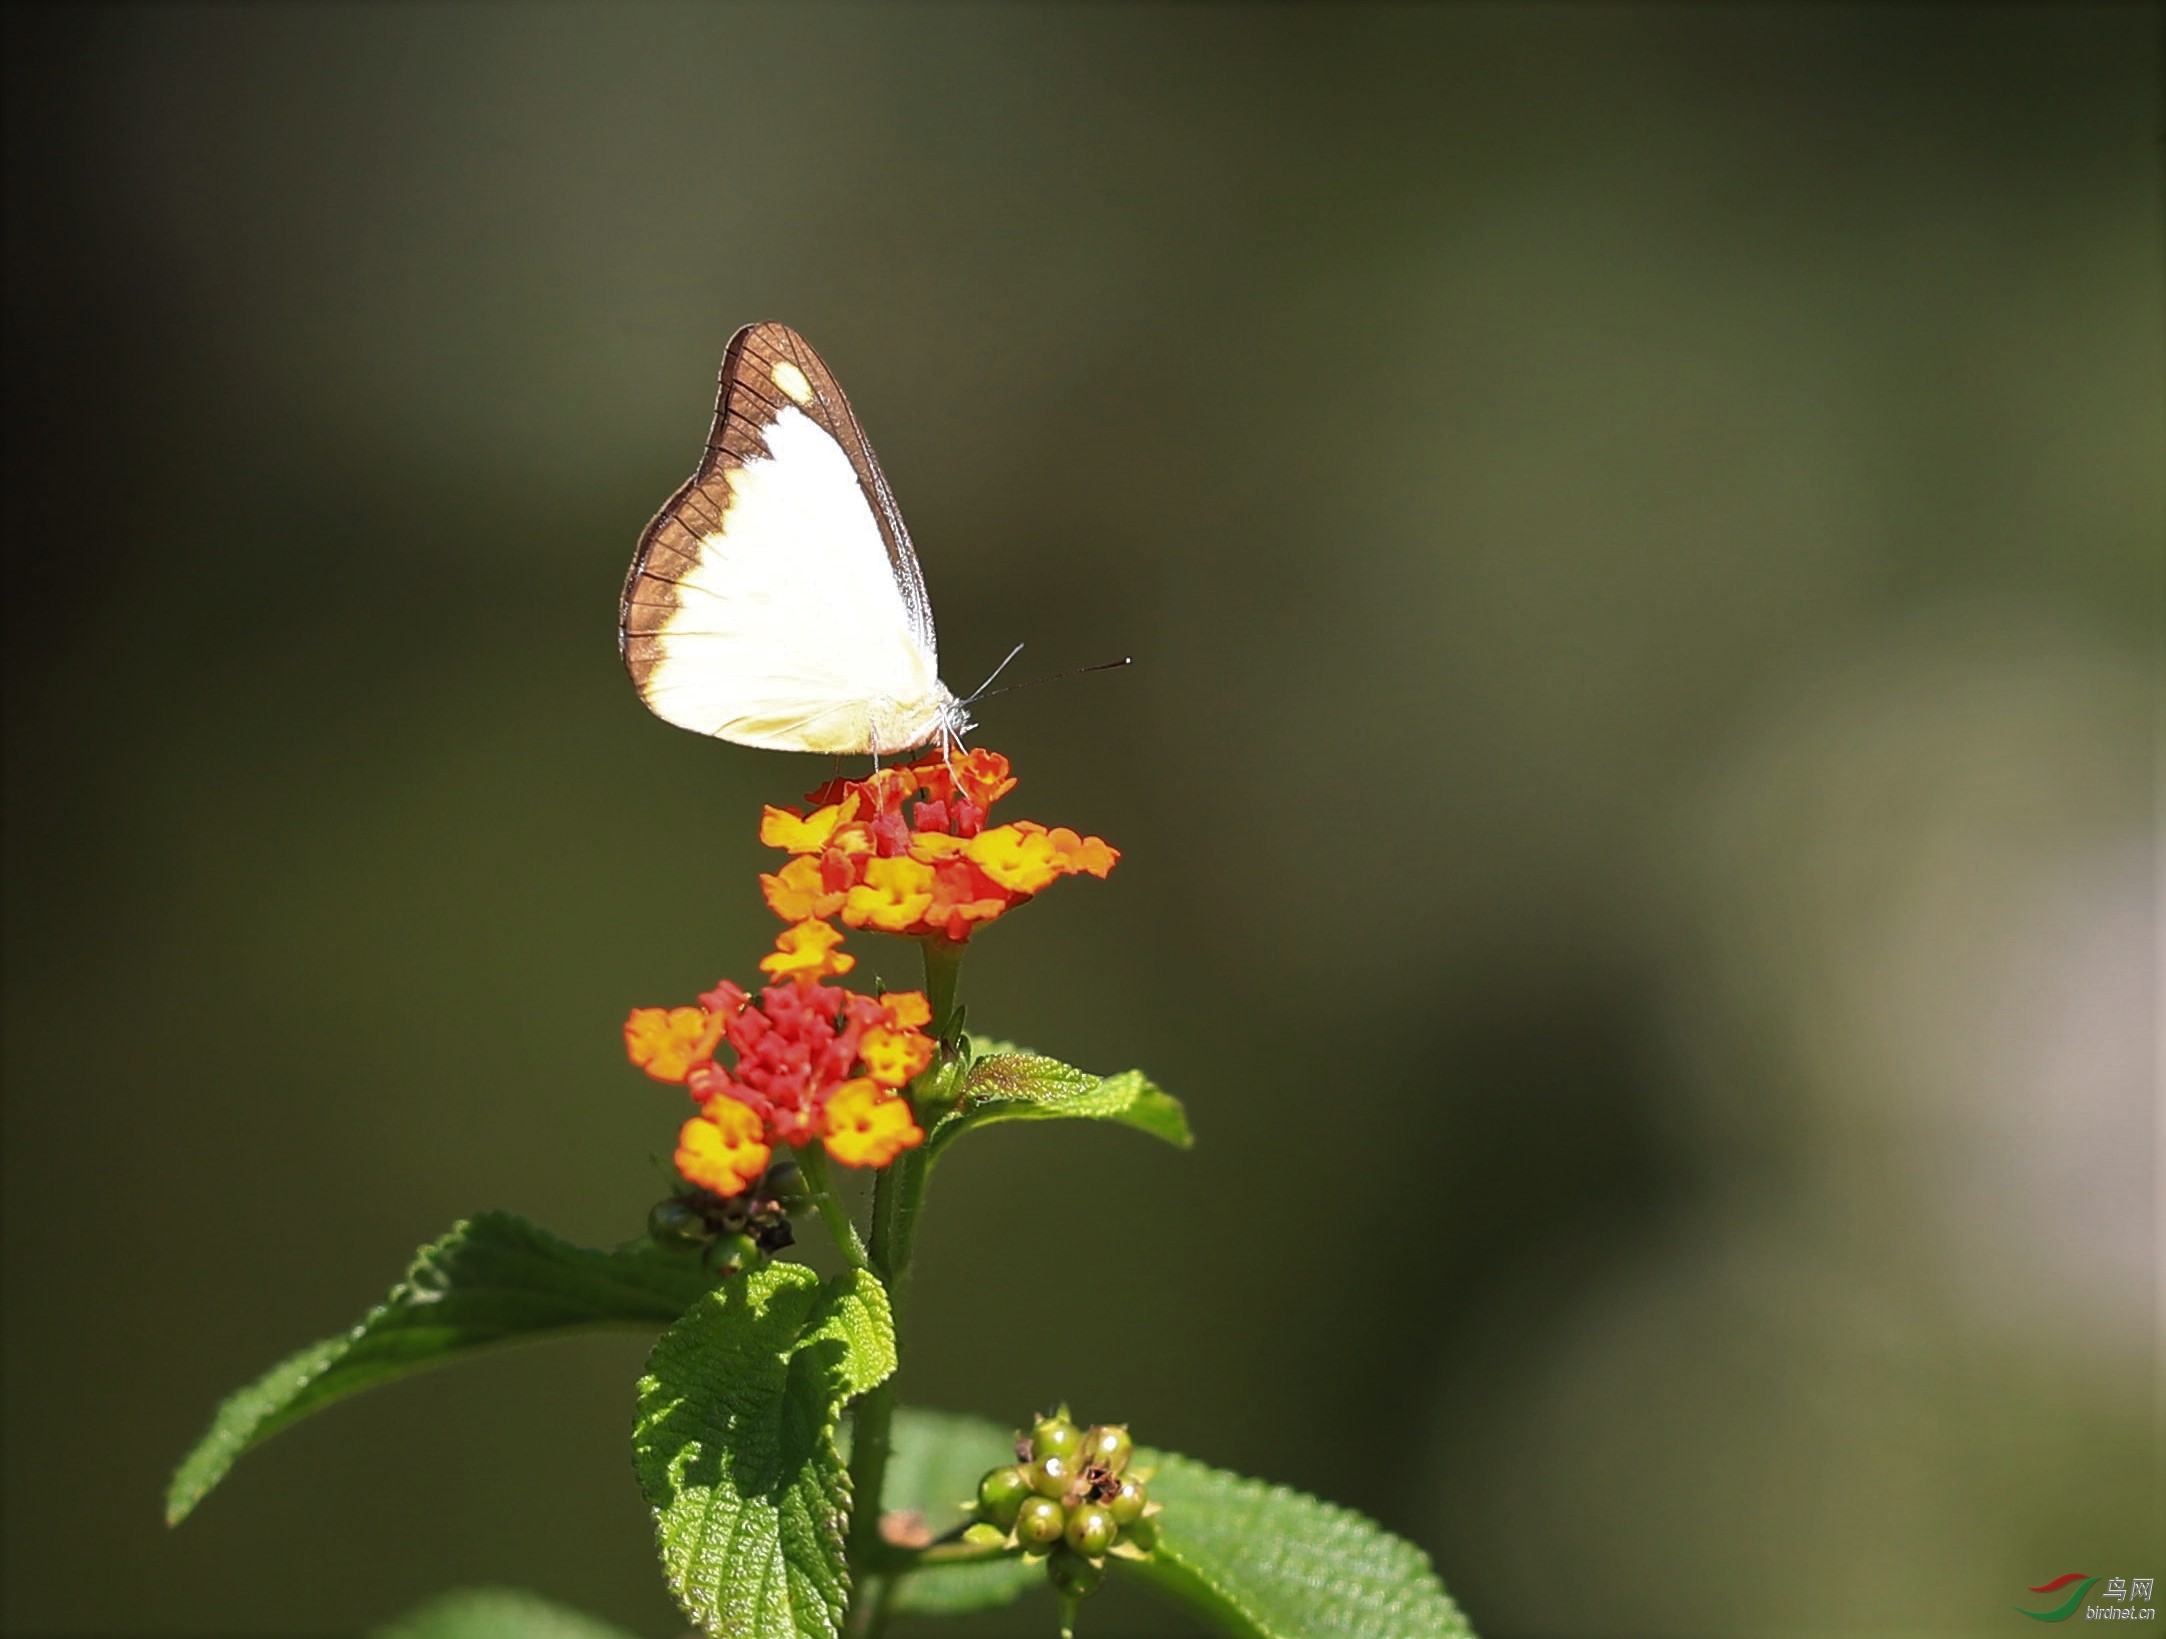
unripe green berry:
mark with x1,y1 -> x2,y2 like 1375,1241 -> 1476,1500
1014,1495 -> 1067,1549
976,1464 -> 1033,1527
705,1231 -> 761,1277
1030,1415 -> 1084,1463
647,1198 -> 707,1244
1107,1476 -> 1148,1526
1028,1452 -> 1077,1497
763,1161 -> 809,1214
1065,1501 -> 1117,1558
1081,1424 -> 1132,1473
1046,1548 -> 1104,1598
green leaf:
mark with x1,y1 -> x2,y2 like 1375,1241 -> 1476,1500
883,1407 -> 1042,1617
634,1264 -> 896,1639
369,1586 -> 646,1639
1121,1449 -> 1475,1639
167,1211 -> 717,1524
927,1040 -> 1192,1160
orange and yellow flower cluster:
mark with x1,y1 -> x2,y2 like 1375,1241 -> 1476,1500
758,749 -> 1118,945
625,924 -> 933,1196
625,751 -> 1113,1197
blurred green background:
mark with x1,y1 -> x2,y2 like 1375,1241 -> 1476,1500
3,4 -> 2157,1636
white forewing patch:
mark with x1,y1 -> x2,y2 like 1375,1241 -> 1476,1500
770,360 -> 815,406
640,405 -> 947,753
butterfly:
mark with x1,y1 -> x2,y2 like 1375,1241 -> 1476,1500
619,322 -> 973,756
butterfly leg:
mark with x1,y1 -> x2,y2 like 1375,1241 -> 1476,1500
936,716 -> 962,784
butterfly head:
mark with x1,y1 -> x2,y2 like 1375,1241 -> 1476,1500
933,687 -> 976,753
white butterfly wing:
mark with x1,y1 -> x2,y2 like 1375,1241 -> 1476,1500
620,322 -> 953,754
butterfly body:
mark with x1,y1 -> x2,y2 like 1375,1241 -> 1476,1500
620,323 -> 971,755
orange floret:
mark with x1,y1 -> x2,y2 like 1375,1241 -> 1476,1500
676,1096 -> 771,1197
952,748 -> 1018,809
880,992 -> 933,1030
843,856 -> 936,933
904,831 -> 972,864
759,800 -> 853,854
966,823 -> 1064,895
625,1006 -> 710,1083
822,1078 -> 924,1168
861,1023 -> 936,1088
1044,826 -> 1119,878
760,854 -> 846,922
759,919 -> 855,982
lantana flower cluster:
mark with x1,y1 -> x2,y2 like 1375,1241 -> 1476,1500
625,922 -> 934,1197
758,748 -> 1118,944
624,750 -> 1116,1205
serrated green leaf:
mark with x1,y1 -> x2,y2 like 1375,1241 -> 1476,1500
1120,1449 -> 1475,1639
369,1586 -> 645,1639
167,1211 -> 717,1524
634,1265 -> 896,1639
927,1040 -> 1192,1159
882,1407 -> 1042,1617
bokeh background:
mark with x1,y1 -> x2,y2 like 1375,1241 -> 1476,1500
3,4 -> 2157,1636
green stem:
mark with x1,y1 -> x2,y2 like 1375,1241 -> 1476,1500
842,937 -> 965,1637
922,936 -> 965,1042
861,1533 -> 1016,1575
842,1181 -> 898,1630
792,1144 -> 868,1271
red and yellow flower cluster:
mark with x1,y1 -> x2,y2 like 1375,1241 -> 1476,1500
624,751 -> 1114,1197
758,749 -> 1118,945
625,922 -> 934,1197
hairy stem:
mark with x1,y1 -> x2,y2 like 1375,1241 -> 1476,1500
791,1143 -> 868,1271
842,937 -> 966,1636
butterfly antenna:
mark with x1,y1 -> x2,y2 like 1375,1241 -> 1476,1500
975,656 -> 1132,702
965,643 -> 1029,704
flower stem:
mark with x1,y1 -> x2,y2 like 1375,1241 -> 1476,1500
791,1143 -> 868,1271
842,938 -> 963,1636
862,1533 -> 1015,1575
922,937 -> 966,1042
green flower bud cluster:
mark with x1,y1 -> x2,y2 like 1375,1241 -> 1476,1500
967,1407 -> 1159,1610
645,1161 -> 805,1275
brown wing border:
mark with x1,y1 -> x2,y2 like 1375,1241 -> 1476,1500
618,321 -> 935,692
